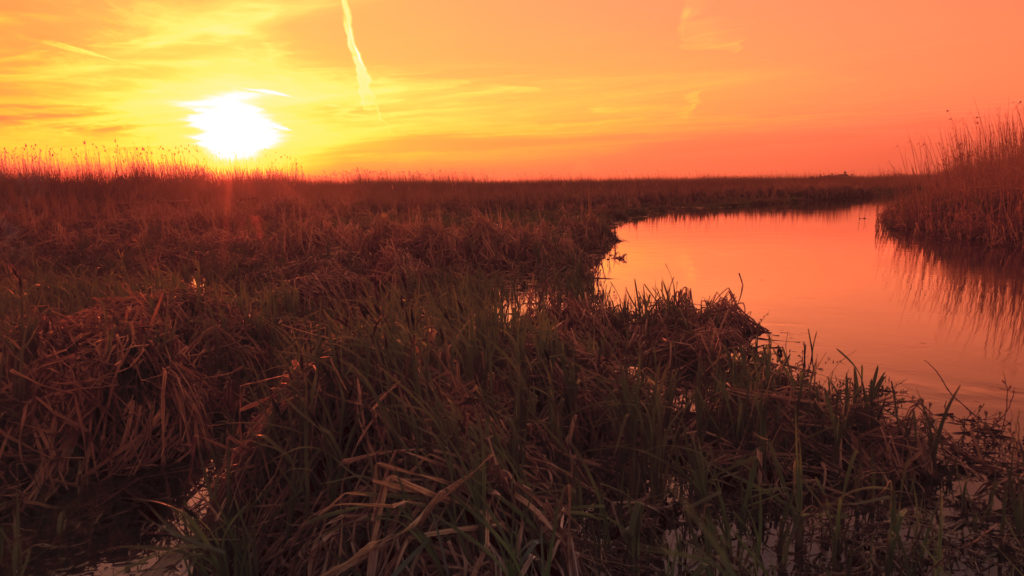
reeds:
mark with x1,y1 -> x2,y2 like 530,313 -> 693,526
1,165 -> 1020,573
880,108 -> 1024,250
0,143 -> 302,181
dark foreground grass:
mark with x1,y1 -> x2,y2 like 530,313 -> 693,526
2,172 -> 1022,573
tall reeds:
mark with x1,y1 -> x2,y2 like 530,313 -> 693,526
880,108 -> 1024,249
0,143 -> 302,181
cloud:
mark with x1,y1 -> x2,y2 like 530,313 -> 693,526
682,90 -> 701,116
0,104 -> 107,126
248,88 -> 292,98
679,4 -> 743,53
110,1 -> 298,51
41,40 -> 115,61
0,1 -> 349,152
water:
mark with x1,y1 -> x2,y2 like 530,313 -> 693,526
599,204 -> 1024,417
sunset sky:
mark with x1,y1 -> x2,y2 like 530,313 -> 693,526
3,1 -> 1023,178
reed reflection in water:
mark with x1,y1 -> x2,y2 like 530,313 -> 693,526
880,233 -> 1024,362
600,204 -> 1023,417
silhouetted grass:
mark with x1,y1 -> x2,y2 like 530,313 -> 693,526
880,109 -> 1024,250
1,158 -> 1021,574
0,143 -> 301,181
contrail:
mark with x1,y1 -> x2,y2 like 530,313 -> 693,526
340,0 -> 379,116
42,40 -> 115,61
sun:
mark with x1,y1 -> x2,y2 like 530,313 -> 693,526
182,90 -> 289,159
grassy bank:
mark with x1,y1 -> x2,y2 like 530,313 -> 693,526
2,171 -> 1022,573
879,110 -> 1024,250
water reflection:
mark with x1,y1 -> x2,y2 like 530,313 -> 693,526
880,233 -> 1024,360
599,204 -> 1023,416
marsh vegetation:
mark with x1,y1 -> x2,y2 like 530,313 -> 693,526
1,144 -> 1022,574
880,108 -> 1024,250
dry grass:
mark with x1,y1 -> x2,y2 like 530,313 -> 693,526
880,109 -> 1024,249
1,160 -> 1021,573
0,143 -> 301,181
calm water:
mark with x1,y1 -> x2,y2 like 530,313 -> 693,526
599,204 -> 1024,416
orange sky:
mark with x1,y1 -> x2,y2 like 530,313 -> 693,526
3,0 -> 1023,178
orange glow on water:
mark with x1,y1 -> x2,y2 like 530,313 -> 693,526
600,206 -> 1024,415
3,1 -> 1024,177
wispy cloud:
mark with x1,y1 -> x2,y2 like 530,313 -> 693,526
682,90 -> 701,116
248,88 -> 292,98
340,0 -> 380,116
679,3 -> 743,53
374,74 -> 708,143
41,40 -> 115,61
109,1 -> 297,52
0,0 -> 739,176
0,103 -> 109,126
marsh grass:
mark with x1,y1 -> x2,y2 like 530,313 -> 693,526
880,108 -> 1024,250
0,143 -> 302,181
1,160 -> 1021,573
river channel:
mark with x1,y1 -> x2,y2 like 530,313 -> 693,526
599,203 -> 1024,418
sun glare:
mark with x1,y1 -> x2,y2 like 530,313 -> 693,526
183,90 -> 289,159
